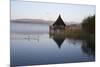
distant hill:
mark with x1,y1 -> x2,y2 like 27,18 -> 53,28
11,19 -> 53,25
11,19 -> 81,25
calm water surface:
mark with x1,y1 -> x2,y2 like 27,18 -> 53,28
10,22 -> 95,66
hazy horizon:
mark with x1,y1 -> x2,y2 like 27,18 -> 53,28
11,0 -> 95,23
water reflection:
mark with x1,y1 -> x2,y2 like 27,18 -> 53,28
11,32 -> 95,66
11,23 -> 95,66
81,40 -> 95,56
53,38 -> 65,48
49,32 -> 66,48
49,31 -> 95,56
12,32 -> 95,56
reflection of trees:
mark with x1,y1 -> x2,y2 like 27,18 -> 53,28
81,40 -> 95,56
66,39 -> 80,45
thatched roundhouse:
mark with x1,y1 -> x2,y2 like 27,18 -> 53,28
50,14 -> 66,33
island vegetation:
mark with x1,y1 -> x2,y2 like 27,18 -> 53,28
65,15 -> 95,39
50,15 -> 95,55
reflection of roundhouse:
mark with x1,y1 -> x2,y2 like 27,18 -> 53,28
50,14 -> 66,33
53,37 -> 65,48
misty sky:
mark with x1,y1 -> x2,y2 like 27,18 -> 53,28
11,0 -> 95,23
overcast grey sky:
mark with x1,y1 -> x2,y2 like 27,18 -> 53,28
11,0 -> 95,23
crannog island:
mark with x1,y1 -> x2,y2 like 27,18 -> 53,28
49,14 -> 95,54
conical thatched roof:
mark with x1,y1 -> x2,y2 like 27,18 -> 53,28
53,14 -> 66,26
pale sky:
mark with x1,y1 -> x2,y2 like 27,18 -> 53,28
11,0 -> 95,23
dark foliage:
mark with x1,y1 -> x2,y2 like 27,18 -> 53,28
81,15 -> 95,34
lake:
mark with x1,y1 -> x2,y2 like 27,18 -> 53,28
10,22 -> 95,66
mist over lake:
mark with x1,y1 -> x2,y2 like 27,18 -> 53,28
11,21 -> 49,34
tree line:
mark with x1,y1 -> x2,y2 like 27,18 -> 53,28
81,15 -> 95,34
